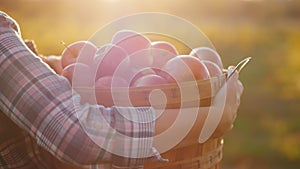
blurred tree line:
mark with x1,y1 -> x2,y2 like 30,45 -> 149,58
1,0 -> 300,168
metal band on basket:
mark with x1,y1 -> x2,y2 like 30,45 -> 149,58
165,144 -> 222,169
145,138 -> 223,169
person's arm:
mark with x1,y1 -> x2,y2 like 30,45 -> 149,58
0,11 -> 156,168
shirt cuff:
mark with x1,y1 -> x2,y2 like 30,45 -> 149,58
111,106 -> 155,167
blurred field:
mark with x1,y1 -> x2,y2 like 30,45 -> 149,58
1,0 -> 300,168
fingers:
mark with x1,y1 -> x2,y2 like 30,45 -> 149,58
227,65 -> 244,98
227,65 -> 239,82
227,66 -> 235,75
212,65 -> 244,138
226,65 -> 244,122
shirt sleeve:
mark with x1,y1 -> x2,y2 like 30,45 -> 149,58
0,11 -> 156,168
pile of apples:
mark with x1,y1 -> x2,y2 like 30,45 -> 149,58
48,29 -> 224,93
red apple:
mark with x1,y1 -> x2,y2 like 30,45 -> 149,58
93,44 -> 128,80
112,49 -> 154,83
151,41 -> 178,56
129,67 -> 156,86
95,76 -> 128,88
151,67 -> 175,83
129,67 -> 173,86
162,55 -> 210,83
61,41 -> 97,68
189,47 -> 223,69
111,29 -> 151,55
41,55 -> 63,74
132,74 -> 168,87
61,62 -> 97,104
94,76 -> 129,106
127,49 -> 154,70
111,29 -> 136,44
61,62 -> 93,87
202,60 -> 223,77
150,41 -> 178,68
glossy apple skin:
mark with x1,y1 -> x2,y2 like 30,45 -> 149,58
112,49 -> 154,83
61,62 -> 93,86
61,62 -> 95,104
162,55 -> 210,83
112,41 -> 177,80
150,41 -> 178,68
95,76 -> 128,88
111,29 -> 151,55
202,60 -> 223,77
129,67 -> 173,86
41,55 -> 63,74
151,41 -> 178,56
93,44 -> 128,80
189,47 -> 223,69
61,41 -> 97,68
132,74 -> 168,87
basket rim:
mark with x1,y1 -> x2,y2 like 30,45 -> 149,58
74,74 -> 226,91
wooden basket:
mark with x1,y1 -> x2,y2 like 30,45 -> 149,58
74,33 -> 226,109
74,74 -> 226,169
145,137 -> 223,169
25,34 -> 227,168
74,74 -> 225,109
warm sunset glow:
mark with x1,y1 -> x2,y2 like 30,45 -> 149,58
1,0 -> 300,168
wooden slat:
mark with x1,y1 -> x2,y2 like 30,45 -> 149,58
144,137 -> 223,169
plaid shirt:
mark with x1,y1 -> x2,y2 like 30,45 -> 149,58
0,11 -> 160,169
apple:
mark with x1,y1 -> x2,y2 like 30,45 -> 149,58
61,62 -> 93,87
151,67 -> 175,83
132,74 -> 168,87
189,47 -> 223,69
111,29 -> 136,44
127,49 -> 154,70
41,55 -> 63,74
61,62 -> 95,104
162,55 -> 210,82
202,60 -> 223,77
94,76 -> 129,107
112,49 -> 154,83
129,67 -> 155,86
113,41 -> 176,79
95,76 -> 128,88
111,29 -> 151,55
93,44 -> 128,80
151,41 -> 178,56
150,41 -> 178,68
129,67 -> 173,86
61,41 -> 97,68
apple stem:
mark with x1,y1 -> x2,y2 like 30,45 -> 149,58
60,41 -> 77,57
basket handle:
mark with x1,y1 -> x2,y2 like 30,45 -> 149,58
226,56 -> 251,80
